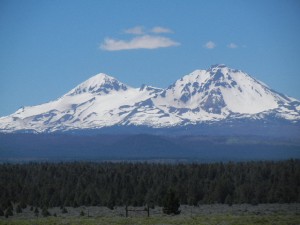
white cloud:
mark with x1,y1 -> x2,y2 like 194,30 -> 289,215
124,26 -> 144,35
100,35 -> 180,51
227,43 -> 238,49
151,26 -> 173,34
204,41 -> 216,49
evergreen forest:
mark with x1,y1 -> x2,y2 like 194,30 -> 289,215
0,160 -> 299,212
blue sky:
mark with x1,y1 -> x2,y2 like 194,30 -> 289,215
1,0 -> 300,116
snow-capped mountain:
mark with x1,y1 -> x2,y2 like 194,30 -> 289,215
0,65 -> 299,133
151,64 -> 300,123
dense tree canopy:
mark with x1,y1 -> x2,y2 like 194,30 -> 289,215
0,160 -> 299,210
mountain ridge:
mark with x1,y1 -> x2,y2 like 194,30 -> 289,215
0,64 -> 299,134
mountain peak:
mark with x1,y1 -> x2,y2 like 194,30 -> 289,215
84,73 -> 117,85
91,72 -> 113,79
210,64 -> 228,69
0,66 -> 299,133
67,73 -> 130,96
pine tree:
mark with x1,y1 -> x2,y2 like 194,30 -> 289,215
20,201 -> 27,209
107,200 -> 115,210
16,204 -> 22,213
225,194 -> 233,206
61,207 -> 68,214
0,207 -> 4,216
162,189 -> 180,215
73,200 -> 79,208
3,200 -> 12,211
34,207 -> 39,217
80,210 -> 85,216
5,206 -> 13,218
42,207 -> 50,217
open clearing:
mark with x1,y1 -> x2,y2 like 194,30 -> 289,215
1,204 -> 299,225
1,214 -> 299,225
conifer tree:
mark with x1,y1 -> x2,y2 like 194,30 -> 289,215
34,207 -> 39,217
20,201 -> 27,209
80,210 -> 85,216
61,207 -> 68,214
5,206 -> 13,218
163,189 -> 180,215
42,207 -> 50,217
16,204 -> 22,213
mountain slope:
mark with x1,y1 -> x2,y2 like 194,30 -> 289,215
150,64 -> 300,124
0,65 -> 299,133
0,73 -> 163,132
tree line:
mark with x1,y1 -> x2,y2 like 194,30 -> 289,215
0,160 -> 299,213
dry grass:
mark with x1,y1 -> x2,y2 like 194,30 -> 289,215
1,204 -> 299,225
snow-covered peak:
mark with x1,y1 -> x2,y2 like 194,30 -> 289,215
66,73 -> 130,96
208,64 -> 241,75
155,65 -> 295,115
178,65 -> 236,85
210,64 -> 228,69
0,66 -> 299,133
86,73 -> 116,84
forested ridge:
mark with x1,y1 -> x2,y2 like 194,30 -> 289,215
1,134 -> 300,162
0,160 -> 299,211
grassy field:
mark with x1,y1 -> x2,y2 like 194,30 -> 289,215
1,204 -> 299,225
1,214 -> 300,225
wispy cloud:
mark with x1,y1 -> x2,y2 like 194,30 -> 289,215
101,26 -> 179,51
151,26 -> 173,34
124,26 -> 144,35
227,43 -> 238,49
204,41 -> 216,49
100,35 -> 180,51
